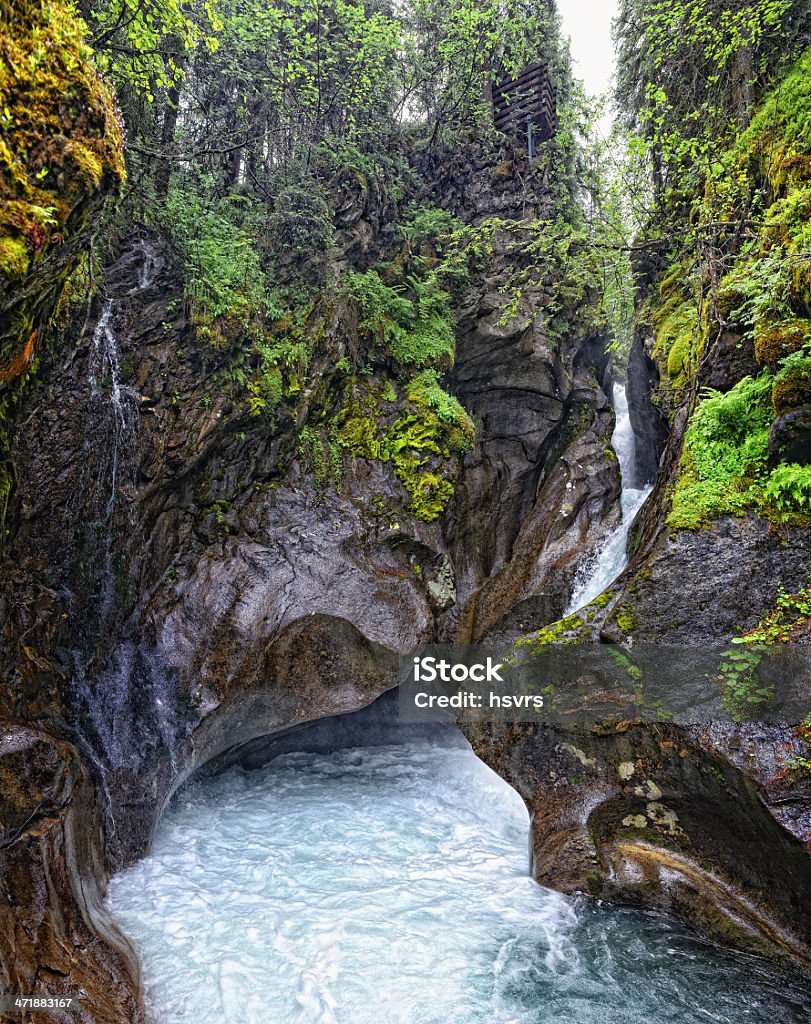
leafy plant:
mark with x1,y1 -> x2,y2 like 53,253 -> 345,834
764,463 -> 811,512
718,582 -> 811,720
717,645 -> 773,721
347,269 -> 455,370
668,373 -> 774,527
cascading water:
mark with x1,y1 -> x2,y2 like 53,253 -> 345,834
87,236 -> 160,517
565,383 -> 653,614
74,240 -> 176,767
106,740 -> 806,1024
88,298 -> 136,516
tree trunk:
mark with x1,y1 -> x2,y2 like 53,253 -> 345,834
732,45 -> 755,127
154,51 -> 186,201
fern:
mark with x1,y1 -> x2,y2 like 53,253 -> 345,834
764,463 -> 811,512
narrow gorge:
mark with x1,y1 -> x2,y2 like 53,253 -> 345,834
1,0 -> 811,1021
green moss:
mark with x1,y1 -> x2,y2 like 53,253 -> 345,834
0,0 -> 124,241
0,0 -> 124,378
405,369 -> 474,447
652,263 -> 700,389
336,375 -> 472,522
247,364 -> 283,416
789,260 -> 811,317
666,328 -> 692,380
398,469 -> 454,521
338,413 -> 381,458
615,610 -> 638,634
515,614 -> 585,652
773,356 -> 811,414
0,236 -> 30,278
739,49 -> 811,199
754,316 -> 811,367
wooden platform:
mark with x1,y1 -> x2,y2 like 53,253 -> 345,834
493,62 -> 557,145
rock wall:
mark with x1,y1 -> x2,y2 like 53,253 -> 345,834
0,141 -> 625,1017
467,719 -> 811,968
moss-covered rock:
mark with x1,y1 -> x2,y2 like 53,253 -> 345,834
336,373 -> 473,522
0,0 -> 124,383
754,315 -> 811,368
652,262 -> 700,392
773,357 -> 811,415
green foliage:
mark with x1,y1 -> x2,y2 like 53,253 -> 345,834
740,44 -> 811,197
717,645 -> 774,722
669,349 -> 811,527
614,0 -> 806,202
397,205 -> 462,253
87,0 -> 222,96
719,582 -> 811,720
668,374 -> 774,527
433,211 -> 620,350
773,350 -> 811,412
347,269 -> 455,370
764,463 -> 811,512
160,182 -> 267,331
402,0 -> 566,136
741,584 -> 811,644
246,363 -> 283,416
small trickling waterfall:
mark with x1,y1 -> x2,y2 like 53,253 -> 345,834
565,383 -> 653,614
73,241 -> 169,764
88,298 -> 137,515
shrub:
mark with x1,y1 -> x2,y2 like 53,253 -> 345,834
347,269 -> 455,369
161,183 -> 268,336
668,373 -> 774,527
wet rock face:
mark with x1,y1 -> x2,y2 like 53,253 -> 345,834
441,242 -> 620,643
769,405 -> 811,465
626,331 -> 670,487
598,513 -> 811,645
0,724 -> 144,1024
467,720 -> 811,968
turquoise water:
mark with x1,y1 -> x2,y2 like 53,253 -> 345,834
107,741 -> 809,1024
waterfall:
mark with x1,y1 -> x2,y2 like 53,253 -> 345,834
72,244 -> 151,720
131,235 -> 163,294
565,383 -> 653,614
88,298 -> 136,515
87,237 -> 159,518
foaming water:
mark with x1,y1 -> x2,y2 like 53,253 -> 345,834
107,742 -> 807,1024
566,383 -> 653,613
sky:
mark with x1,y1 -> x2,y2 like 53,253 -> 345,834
557,0 -> 620,132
